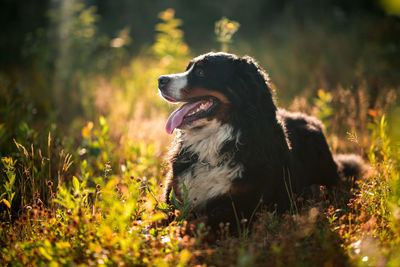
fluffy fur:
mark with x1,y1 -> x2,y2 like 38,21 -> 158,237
158,52 -> 365,227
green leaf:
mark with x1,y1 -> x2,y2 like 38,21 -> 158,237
72,176 -> 80,192
169,189 -> 180,208
1,199 -> 11,209
150,212 -> 167,222
38,247 -> 53,261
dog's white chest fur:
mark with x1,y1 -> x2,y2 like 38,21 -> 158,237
175,120 -> 243,208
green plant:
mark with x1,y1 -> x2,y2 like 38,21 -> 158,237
215,17 -> 240,52
1,157 -> 16,219
80,116 -> 116,174
314,89 -> 333,130
153,8 -> 189,72
167,183 -> 192,223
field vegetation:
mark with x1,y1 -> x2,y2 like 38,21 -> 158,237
1,2 -> 400,266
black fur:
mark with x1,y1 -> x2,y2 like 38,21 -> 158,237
161,52 -> 365,228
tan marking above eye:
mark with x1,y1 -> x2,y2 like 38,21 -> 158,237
181,87 -> 230,104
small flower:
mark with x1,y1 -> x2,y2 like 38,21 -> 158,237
161,235 -> 171,244
226,22 -> 235,30
78,148 -> 87,156
120,164 -> 126,172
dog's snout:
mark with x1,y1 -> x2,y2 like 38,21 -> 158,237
158,76 -> 170,90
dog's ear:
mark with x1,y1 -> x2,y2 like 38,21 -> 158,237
231,56 -> 277,118
230,56 -> 289,167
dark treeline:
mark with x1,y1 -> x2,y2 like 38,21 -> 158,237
2,0 -> 400,66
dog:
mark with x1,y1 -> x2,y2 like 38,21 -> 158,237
158,52 -> 365,228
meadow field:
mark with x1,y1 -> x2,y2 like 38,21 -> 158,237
1,2 -> 400,266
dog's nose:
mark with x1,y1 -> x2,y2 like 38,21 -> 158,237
158,76 -> 170,90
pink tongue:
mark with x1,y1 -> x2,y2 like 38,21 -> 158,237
165,101 -> 202,134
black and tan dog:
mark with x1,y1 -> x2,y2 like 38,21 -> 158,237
158,52 -> 364,227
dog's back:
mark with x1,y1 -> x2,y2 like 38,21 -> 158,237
278,110 -> 365,189
278,110 -> 341,190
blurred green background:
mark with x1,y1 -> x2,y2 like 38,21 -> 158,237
0,0 -> 399,158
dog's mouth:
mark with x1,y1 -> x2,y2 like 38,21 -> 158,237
160,92 -> 179,103
165,96 -> 219,134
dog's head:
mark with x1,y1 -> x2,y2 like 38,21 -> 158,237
158,52 -> 277,134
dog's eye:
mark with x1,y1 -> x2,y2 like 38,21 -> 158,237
195,68 -> 205,78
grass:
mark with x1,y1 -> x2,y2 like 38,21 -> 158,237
1,117 -> 398,266
1,7 -> 400,267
